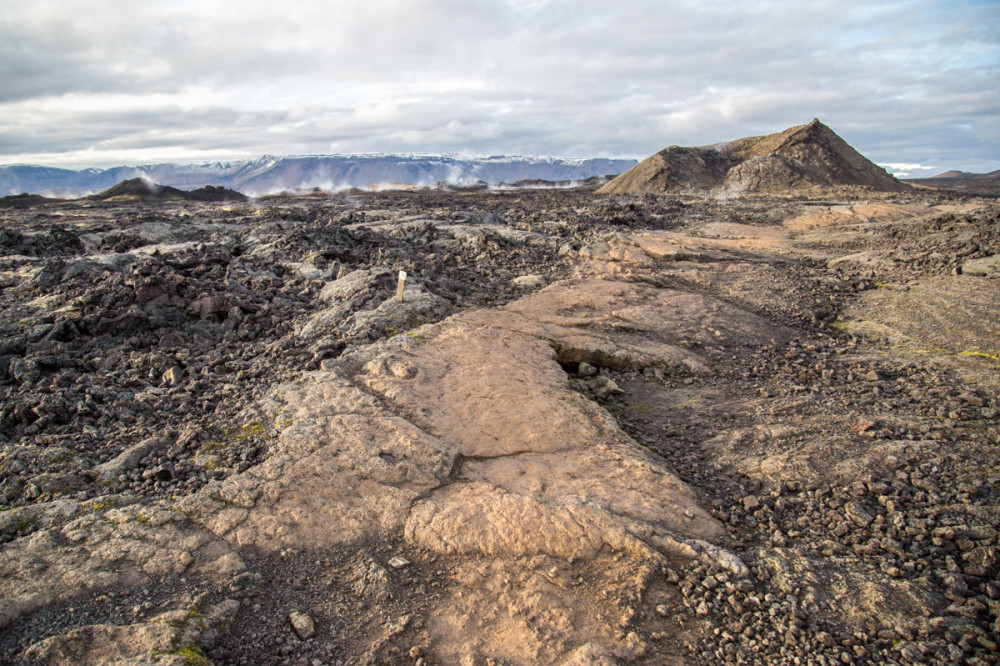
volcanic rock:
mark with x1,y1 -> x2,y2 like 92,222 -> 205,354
288,611 -> 315,640
598,119 -> 909,195
0,184 -> 997,666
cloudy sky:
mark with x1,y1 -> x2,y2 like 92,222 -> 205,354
1,0 -> 998,176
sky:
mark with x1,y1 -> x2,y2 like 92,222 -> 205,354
1,0 -> 998,176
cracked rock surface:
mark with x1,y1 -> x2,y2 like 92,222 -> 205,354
1,189 -> 998,665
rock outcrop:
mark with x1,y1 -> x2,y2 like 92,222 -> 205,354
598,119 -> 909,195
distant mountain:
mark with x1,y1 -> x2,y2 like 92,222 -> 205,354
0,155 -> 638,198
931,170 -> 974,179
598,119 -> 908,195
904,170 -> 1000,196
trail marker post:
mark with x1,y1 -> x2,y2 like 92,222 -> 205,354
396,270 -> 407,302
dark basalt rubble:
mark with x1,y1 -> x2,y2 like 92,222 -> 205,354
0,191 -> 587,520
0,185 -> 997,665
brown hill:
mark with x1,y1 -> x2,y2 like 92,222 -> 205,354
88,178 -> 247,202
598,119 -> 909,195
88,178 -> 188,201
931,170 -> 971,179
0,193 -> 61,209
185,185 -> 248,202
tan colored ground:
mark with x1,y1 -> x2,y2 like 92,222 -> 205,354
2,273 -> 771,664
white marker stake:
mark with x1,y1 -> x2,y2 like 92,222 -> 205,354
396,270 -> 407,301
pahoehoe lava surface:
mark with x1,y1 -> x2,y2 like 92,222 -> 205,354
0,185 -> 998,665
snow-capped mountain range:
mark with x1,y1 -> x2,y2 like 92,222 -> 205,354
0,155 -> 638,197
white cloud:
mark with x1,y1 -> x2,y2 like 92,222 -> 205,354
880,163 -> 938,178
0,0 -> 997,171
881,163 -> 936,172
